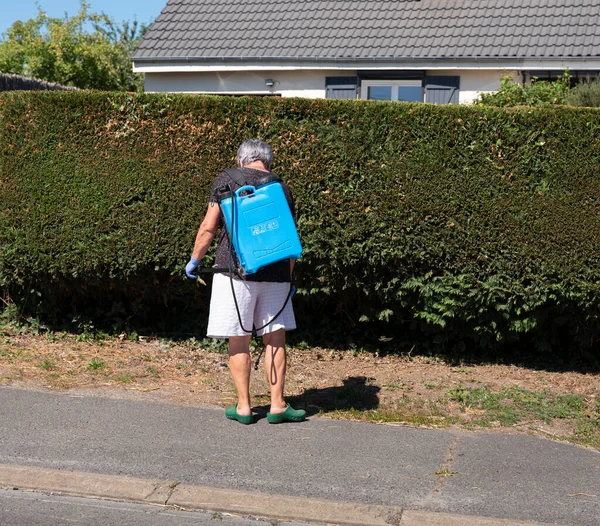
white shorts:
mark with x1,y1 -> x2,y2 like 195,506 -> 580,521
207,273 -> 296,339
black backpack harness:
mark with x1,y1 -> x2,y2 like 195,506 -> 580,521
198,168 -> 297,367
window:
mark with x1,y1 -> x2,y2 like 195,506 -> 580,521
326,75 -> 460,104
524,70 -> 599,86
361,80 -> 423,102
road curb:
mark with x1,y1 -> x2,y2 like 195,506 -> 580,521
0,463 -> 560,526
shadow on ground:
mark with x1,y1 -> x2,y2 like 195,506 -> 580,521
252,376 -> 380,420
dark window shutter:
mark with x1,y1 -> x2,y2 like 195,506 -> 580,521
325,76 -> 358,99
424,76 -> 460,104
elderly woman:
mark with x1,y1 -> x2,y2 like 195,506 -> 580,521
186,139 -> 306,425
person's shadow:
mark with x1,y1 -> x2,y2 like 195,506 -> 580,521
253,376 -> 381,420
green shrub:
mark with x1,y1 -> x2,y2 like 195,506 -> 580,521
475,73 -> 570,107
567,79 -> 600,108
1,91 -> 600,357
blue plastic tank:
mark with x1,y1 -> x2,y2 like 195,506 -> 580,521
219,181 -> 302,275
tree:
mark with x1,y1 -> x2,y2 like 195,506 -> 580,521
0,1 -> 150,92
474,71 -> 571,107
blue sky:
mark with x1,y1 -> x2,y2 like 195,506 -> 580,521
0,0 -> 166,36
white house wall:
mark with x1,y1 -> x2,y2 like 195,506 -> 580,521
144,69 -> 519,104
144,70 -> 335,98
453,69 -> 519,104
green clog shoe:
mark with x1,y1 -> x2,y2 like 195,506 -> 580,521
267,404 -> 306,424
225,405 -> 254,425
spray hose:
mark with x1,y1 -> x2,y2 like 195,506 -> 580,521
197,183 -> 296,369
226,186 -> 295,337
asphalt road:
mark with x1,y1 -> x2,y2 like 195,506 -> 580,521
0,386 -> 598,525
0,488 -> 313,526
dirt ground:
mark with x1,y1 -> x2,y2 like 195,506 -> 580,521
1,331 -> 599,447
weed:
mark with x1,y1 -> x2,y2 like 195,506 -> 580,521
575,418 -> 600,449
0,303 -> 20,328
453,367 -> 474,374
159,339 -> 172,350
573,399 -> 600,448
1,306 -> 48,336
75,322 -> 96,342
86,359 -> 105,371
39,360 -> 55,371
73,319 -> 108,342
183,337 -> 202,350
52,333 -> 70,342
446,385 -> 468,404
330,407 -> 455,428
447,385 -> 588,427
3,349 -> 26,362
115,373 -> 135,384
199,338 -> 229,354
435,468 -> 457,477
147,366 -> 159,377
383,379 -> 412,392
413,355 -> 445,365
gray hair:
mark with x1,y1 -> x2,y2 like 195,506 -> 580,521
237,139 -> 273,168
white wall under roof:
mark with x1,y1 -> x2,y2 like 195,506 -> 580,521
145,70 -> 337,98
144,69 -> 518,104
457,69 -> 519,104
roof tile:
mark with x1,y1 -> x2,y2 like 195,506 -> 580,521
133,0 -> 600,60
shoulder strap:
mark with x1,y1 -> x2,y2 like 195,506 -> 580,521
224,168 -> 247,188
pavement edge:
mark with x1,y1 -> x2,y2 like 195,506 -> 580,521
0,464 -> 558,526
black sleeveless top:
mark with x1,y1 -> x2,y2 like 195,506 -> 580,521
209,167 -> 295,283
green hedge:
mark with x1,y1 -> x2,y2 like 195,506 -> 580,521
1,91 -> 600,355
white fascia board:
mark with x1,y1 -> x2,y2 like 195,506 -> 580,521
133,57 -> 600,73
145,90 -> 278,95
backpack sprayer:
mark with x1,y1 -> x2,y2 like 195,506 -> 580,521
217,169 -> 302,276
193,169 -> 302,364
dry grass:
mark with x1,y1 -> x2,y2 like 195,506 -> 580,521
1,329 -> 599,448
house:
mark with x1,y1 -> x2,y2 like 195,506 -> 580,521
132,0 -> 600,104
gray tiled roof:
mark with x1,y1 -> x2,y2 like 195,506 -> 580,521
132,0 -> 600,61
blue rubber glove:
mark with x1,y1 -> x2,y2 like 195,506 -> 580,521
185,257 -> 200,279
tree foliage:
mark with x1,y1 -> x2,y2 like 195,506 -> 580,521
0,1 -> 149,92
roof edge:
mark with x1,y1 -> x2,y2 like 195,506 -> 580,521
132,55 -> 600,63
132,56 -> 600,73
